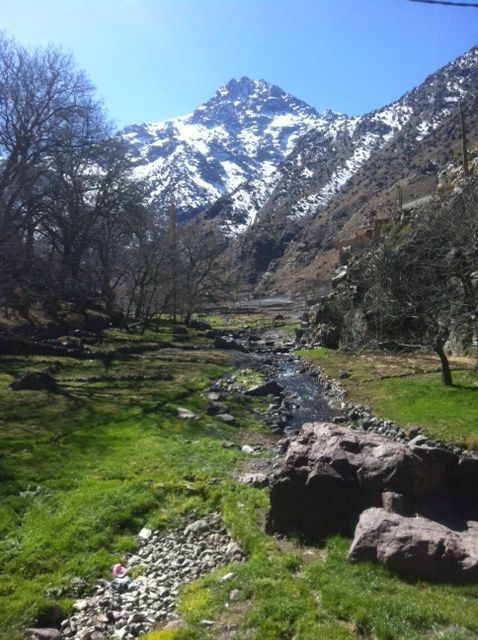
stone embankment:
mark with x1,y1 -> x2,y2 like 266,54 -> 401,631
300,360 -> 467,456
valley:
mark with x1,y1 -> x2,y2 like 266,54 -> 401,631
2,316 -> 478,640
1,30 -> 478,640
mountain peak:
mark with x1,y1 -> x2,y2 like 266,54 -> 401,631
224,76 -> 263,92
191,76 -> 320,129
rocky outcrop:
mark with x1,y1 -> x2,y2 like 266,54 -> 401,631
349,508 -> 478,583
266,423 -> 478,538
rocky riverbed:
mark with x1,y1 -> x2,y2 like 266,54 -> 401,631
40,515 -> 244,640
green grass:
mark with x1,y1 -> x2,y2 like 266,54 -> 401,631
2,331 -> 478,640
171,486 -> 478,640
196,312 -> 293,332
297,348 -> 478,448
0,334 -> 264,639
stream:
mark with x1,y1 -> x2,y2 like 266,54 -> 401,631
216,326 -> 339,434
274,354 -> 338,432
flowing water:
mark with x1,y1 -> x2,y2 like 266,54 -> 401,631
274,355 -> 338,433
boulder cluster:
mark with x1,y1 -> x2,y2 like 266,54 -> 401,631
55,514 -> 243,640
267,423 -> 478,583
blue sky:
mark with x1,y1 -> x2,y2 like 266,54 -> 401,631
2,0 -> 477,128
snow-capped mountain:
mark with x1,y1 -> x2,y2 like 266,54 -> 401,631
122,77 -> 343,228
121,45 -> 478,292
236,45 -> 478,291
122,78 -> 344,232
265,45 -> 478,223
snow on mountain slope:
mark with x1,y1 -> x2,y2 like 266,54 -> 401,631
237,45 -> 478,292
122,77 -> 343,229
254,45 -> 478,226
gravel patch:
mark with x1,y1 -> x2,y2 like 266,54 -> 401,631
60,514 -> 243,640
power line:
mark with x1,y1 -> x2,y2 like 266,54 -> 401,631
409,0 -> 478,7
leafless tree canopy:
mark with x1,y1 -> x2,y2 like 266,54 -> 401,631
0,34 -> 230,329
361,179 -> 478,384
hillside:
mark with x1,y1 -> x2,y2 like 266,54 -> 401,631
121,46 -> 478,296
232,45 -> 478,292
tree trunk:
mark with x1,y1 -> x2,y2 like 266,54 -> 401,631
433,340 -> 453,386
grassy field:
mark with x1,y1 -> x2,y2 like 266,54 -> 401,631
1,326 -> 478,640
196,313 -> 299,334
297,347 -> 478,449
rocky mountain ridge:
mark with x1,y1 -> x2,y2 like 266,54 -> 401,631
233,45 -> 478,291
122,45 -> 478,293
123,77 -> 342,229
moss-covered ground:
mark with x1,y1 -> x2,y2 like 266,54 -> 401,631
297,347 -> 478,449
1,324 -> 478,640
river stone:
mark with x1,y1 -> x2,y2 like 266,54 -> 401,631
206,401 -> 228,415
266,422 -> 478,537
216,413 -> 235,424
245,380 -> 283,397
61,513 -> 243,639
10,372 -> 58,392
26,630 -> 61,640
349,508 -> 478,583
176,408 -> 197,419
241,444 -> 255,454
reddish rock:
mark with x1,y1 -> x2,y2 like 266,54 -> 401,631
348,508 -> 478,583
266,423 -> 477,537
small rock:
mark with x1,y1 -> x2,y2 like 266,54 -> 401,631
199,619 -> 214,627
219,572 -> 235,583
216,413 -> 236,424
163,618 -> 188,631
409,435 -> 428,447
26,629 -> 61,640
177,408 -> 197,420
241,445 -> 255,454
221,441 -> 237,449
229,589 -> 242,602
138,528 -> 152,541
184,519 -> 209,535
127,612 -> 144,624
206,401 -> 228,415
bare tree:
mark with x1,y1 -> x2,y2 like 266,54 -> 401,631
362,179 -> 478,385
174,221 -> 231,323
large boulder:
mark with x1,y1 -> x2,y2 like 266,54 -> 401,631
10,372 -> 58,392
266,423 -> 478,537
349,507 -> 478,583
